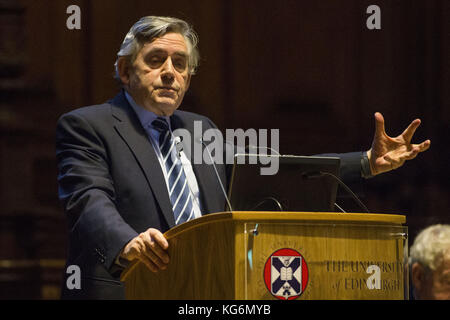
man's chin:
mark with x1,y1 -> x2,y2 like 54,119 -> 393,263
140,96 -> 181,116
153,101 -> 179,116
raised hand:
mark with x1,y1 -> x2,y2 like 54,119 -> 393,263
367,112 -> 431,176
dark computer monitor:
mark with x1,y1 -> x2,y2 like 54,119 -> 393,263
227,154 -> 340,212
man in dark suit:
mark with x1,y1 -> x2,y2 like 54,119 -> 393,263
56,16 -> 430,299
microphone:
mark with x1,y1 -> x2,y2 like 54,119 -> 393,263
302,171 -> 370,213
198,138 -> 234,212
174,136 -> 183,157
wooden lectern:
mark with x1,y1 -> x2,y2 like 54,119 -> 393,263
121,211 -> 408,300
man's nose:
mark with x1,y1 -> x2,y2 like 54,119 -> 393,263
160,57 -> 175,82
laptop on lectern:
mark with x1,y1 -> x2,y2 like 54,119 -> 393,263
227,154 -> 340,212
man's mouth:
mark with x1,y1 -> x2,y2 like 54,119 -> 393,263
157,87 -> 177,92
156,87 -> 177,98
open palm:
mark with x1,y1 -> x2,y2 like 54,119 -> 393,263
368,112 -> 431,176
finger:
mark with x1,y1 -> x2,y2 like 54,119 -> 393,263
133,235 -> 167,271
374,112 -> 386,138
416,139 -> 431,152
123,239 -> 160,272
401,119 -> 421,143
138,254 -> 159,273
141,246 -> 168,270
147,229 -> 170,263
142,232 -> 170,264
404,141 -> 431,160
149,229 -> 169,250
403,149 -> 420,161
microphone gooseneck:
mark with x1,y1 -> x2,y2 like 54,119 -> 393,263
302,171 -> 370,213
334,202 -> 346,213
199,139 -> 233,212
251,196 -> 284,211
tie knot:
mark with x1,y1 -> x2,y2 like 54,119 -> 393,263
152,117 -> 169,133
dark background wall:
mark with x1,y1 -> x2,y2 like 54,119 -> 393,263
1,0 -> 449,299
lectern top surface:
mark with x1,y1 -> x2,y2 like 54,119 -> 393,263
165,211 -> 406,239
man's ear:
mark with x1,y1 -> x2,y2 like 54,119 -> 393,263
117,57 -> 131,85
412,262 -> 424,293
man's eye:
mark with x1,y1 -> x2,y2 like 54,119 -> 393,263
148,56 -> 165,68
173,60 -> 187,72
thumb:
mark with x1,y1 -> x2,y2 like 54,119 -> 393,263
374,112 -> 386,138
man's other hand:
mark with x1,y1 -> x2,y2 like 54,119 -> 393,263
367,112 -> 431,176
120,228 -> 169,272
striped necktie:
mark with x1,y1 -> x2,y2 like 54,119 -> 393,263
152,117 -> 194,225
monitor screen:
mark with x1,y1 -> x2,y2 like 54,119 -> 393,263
227,154 -> 340,212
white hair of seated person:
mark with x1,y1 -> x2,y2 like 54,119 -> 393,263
410,224 -> 450,300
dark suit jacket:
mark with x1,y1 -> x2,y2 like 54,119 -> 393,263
56,90 -> 365,299
56,91 -> 229,299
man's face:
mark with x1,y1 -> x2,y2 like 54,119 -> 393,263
412,255 -> 450,300
121,32 -> 191,116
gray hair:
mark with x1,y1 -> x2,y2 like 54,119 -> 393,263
410,224 -> 450,272
114,16 -> 200,82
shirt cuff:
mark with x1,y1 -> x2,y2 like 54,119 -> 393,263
361,151 -> 373,179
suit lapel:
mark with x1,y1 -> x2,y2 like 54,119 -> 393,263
110,92 -> 176,228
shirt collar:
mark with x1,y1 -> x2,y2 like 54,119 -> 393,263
125,91 -> 171,131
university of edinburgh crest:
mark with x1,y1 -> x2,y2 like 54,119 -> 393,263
263,248 -> 309,300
